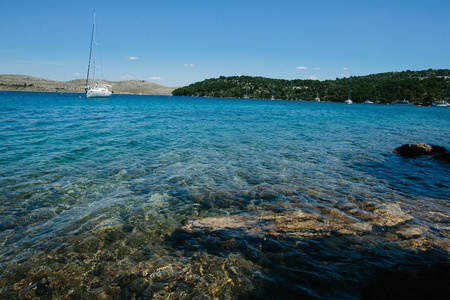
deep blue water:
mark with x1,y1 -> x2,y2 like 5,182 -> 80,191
0,91 -> 449,299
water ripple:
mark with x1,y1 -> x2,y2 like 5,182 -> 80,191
0,92 -> 449,299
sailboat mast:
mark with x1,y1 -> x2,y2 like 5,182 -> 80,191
348,77 -> 352,100
85,12 -> 95,89
92,11 -> 96,84
84,11 -> 112,98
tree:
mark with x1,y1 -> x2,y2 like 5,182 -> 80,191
171,69 -> 450,105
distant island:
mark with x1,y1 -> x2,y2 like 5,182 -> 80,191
172,69 -> 450,105
3,69 -> 450,105
0,75 -> 176,96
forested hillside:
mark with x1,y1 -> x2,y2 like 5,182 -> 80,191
172,69 -> 450,104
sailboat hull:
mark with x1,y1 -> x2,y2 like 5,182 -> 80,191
86,87 -> 112,98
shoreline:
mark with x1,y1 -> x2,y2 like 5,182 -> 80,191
0,90 -> 442,105
0,74 -> 176,96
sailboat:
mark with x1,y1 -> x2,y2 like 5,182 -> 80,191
433,82 -> 449,107
344,77 -> 352,104
314,91 -> 320,102
271,85 -> 275,100
243,82 -> 249,99
85,12 -> 113,98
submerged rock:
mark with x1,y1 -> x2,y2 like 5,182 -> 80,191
393,143 -> 447,157
178,202 -> 413,242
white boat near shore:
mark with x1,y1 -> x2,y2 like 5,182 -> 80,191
394,99 -> 412,105
432,82 -> 449,107
433,101 -> 449,107
344,77 -> 352,104
315,92 -> 320,102
85,12 -> 113,98
243,82 -> 249,99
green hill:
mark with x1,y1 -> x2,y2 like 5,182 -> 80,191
172,69 -> 450,105
0,75 -> 176,95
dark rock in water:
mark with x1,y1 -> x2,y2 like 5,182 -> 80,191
122,225 -> 135,233
361,263 -> 450,299
394,143 -> 432,156
105,285 -> 121,296
34,277 -> 52,297
393,143 -> 447,158
431,145 -> 448,154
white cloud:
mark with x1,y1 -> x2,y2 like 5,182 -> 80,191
184,64 -> 195,67
343,67 -> 348,70
126,56 -> 138,60
309,75 -> 318,80
296,66 -> 308,70
148,76 -> 162,80
121,75 -> 134,79
315,67 -> 320,70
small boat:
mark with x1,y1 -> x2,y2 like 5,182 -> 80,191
243,82 -> 249,99
85,12 -> 113,98
394,99 -> 412,105
364,100 -> 373,104
314,91 -> 320,102
433,101 -> 449,107
433,82 -> 449,107
271,85 -> 275,100
344,77 -> 352,104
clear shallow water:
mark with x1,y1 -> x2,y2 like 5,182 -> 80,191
0,91 -> 449,299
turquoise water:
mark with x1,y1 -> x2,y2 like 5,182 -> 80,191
0,91 -> 449,299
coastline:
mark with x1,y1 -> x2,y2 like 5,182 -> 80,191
0,74 -> 176,96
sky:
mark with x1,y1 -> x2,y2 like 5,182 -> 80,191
1,0 -> 449,87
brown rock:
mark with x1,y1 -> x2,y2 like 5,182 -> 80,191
393,143 -> 447,157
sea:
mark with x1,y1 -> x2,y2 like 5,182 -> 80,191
0,91 -> 449,299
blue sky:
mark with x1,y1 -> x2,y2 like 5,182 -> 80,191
1,0 -> 449,87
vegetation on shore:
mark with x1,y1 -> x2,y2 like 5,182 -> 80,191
172,69 -> 450,105
0,75 -> 176,95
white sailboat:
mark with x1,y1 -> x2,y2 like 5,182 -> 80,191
85,12 -> 112,98
243,82 -> 249,99
433,82 -> 449,107
314,91 -> 321,102
344,77 -> 352,104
